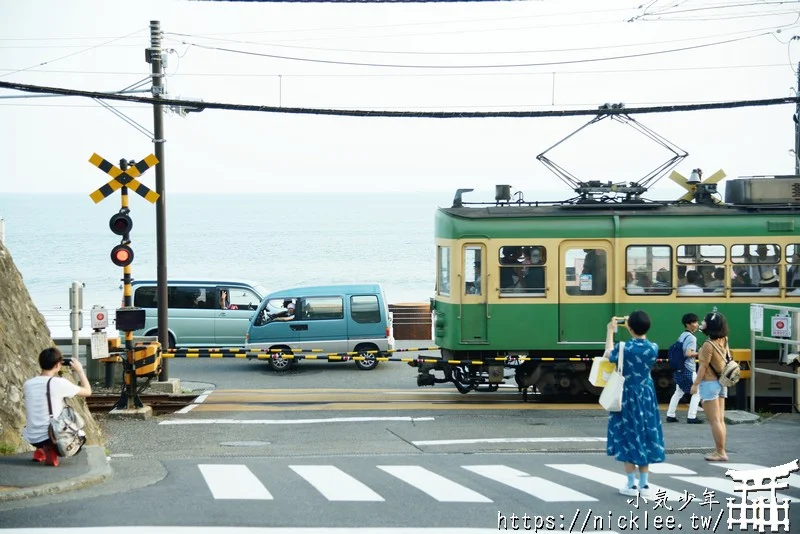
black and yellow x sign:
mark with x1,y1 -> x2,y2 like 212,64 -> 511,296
89,153 -> 160,204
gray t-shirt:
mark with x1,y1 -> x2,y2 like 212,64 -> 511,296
679,330 -> 697,373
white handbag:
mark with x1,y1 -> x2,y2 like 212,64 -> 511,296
599,342 -> 625,412
589,356 -> 617,388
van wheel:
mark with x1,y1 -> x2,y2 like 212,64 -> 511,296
270,351 -> 294,372
354,345 -> 379,371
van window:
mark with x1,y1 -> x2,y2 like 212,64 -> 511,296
226,287 -> 261,310
133,286 -> 157,308
351,295 -> 380,323
302,297 -> 344,321
170,286 -> 213,309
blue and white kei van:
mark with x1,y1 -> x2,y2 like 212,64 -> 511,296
245,283 -> 394,371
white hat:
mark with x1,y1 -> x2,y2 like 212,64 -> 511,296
760,272 -> 778,285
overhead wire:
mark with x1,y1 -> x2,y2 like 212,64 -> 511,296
0,28 -> 146,80
179,32 -> 773,70
0,79 -> 798,119
164,23 -> 788,57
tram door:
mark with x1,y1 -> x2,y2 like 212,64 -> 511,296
558,241 -> 614,343
460,244 -> 488,343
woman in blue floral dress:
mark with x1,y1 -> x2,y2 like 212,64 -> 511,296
603,310 -> 666,498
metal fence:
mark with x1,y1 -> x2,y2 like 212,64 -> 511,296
748,303 -> 800,413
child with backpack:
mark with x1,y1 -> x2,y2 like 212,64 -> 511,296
665,313 -> 703,424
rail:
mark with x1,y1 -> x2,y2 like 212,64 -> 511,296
748,303 -> 800,413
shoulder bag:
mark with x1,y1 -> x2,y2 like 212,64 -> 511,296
708,338 -> 741,388
599,341 -> 625,412
46,377 -> 87,457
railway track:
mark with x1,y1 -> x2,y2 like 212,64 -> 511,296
86,394 -> 199,414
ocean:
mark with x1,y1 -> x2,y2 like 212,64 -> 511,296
0,192 -> 451,311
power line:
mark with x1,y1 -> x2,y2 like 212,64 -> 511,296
180,32 -> 772,69
0,62 -> 786,79
1,79 -> 797,119
166,24 -> 785,57
0,28 -> 146,80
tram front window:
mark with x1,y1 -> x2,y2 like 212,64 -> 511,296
464,246 -> 482,295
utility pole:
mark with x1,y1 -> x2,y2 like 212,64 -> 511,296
794,61 -> 800,175
147,20 -> 169,381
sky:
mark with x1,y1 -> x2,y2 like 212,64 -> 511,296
1,0 -> 800,202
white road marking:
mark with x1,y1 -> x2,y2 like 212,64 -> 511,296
708,462 -> 800,489
464,465 -> 596,502
198,464 -> 272,500
160,416 -> 435,425
671,475 -> 799,502
647,463 -> 697,475
378,465 -> 492,502
0,529 -> 516,534
290,465 -> 384,502
412,436 -> 606,446
176,390 -> 213,414
548,463 -> 684,502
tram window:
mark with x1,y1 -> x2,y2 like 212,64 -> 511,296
625,245 -> 672,295
438,246 -> 450,296
464,246 -> 482,295
731,244 -> 780,290
787,244 -> 800,291
564,248 -> 606,296
676,244 -> 725,294
498,245 -> 547,297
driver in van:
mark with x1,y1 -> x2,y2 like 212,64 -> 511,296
268,300 -> 295,321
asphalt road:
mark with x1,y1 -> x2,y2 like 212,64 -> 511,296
2,342 -> 799,531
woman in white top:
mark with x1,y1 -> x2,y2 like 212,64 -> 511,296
23,347 -> 92,466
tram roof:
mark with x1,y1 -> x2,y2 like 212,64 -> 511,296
440,202 -> 800,219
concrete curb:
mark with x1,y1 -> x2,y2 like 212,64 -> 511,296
0,446 -> 111,503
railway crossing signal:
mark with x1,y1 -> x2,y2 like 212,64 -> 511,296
89,153 -> 161,412
109,211 -> 134,267
89,153 -> 160,204
669,168 -> 726,204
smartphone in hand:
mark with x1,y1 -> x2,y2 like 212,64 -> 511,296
62,358 -> 73,366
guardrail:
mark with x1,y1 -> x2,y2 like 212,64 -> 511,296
748,303 -> 800,413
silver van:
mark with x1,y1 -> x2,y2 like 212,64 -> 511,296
131,279 -> 268,347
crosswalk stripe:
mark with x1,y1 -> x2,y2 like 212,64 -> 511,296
547,464 -> 683,502
378,465 -> 492,502
290,465 -> 384,502
670,476 -> 799,503
647,463 -> 696,475
463,465 -> 596,502
708,462 -> 800,489
198,464 -> 273,500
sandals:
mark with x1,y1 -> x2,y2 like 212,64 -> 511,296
704,451 -> 729,462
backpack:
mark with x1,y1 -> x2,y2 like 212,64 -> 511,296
667,333 -> 688,370
708,340 -> 742,388
46,378 -> 86,458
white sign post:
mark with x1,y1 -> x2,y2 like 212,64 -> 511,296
750,304 -> 764,332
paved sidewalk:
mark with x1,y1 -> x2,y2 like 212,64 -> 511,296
0,446 -> 110,503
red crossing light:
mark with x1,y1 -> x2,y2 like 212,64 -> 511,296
111,244 -> 134,267
109,212 -> 133,237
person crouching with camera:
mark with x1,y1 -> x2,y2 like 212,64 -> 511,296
22,347 -> 92,466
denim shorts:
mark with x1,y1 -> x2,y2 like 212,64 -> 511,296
699,380 -> 725,401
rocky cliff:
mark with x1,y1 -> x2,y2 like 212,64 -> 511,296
0,241 -> 102,453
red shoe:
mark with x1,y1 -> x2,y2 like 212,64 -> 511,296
32,448 -> 46,463
44,445 -> 59,467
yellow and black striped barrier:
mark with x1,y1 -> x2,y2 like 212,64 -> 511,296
157,346 -> 612,365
